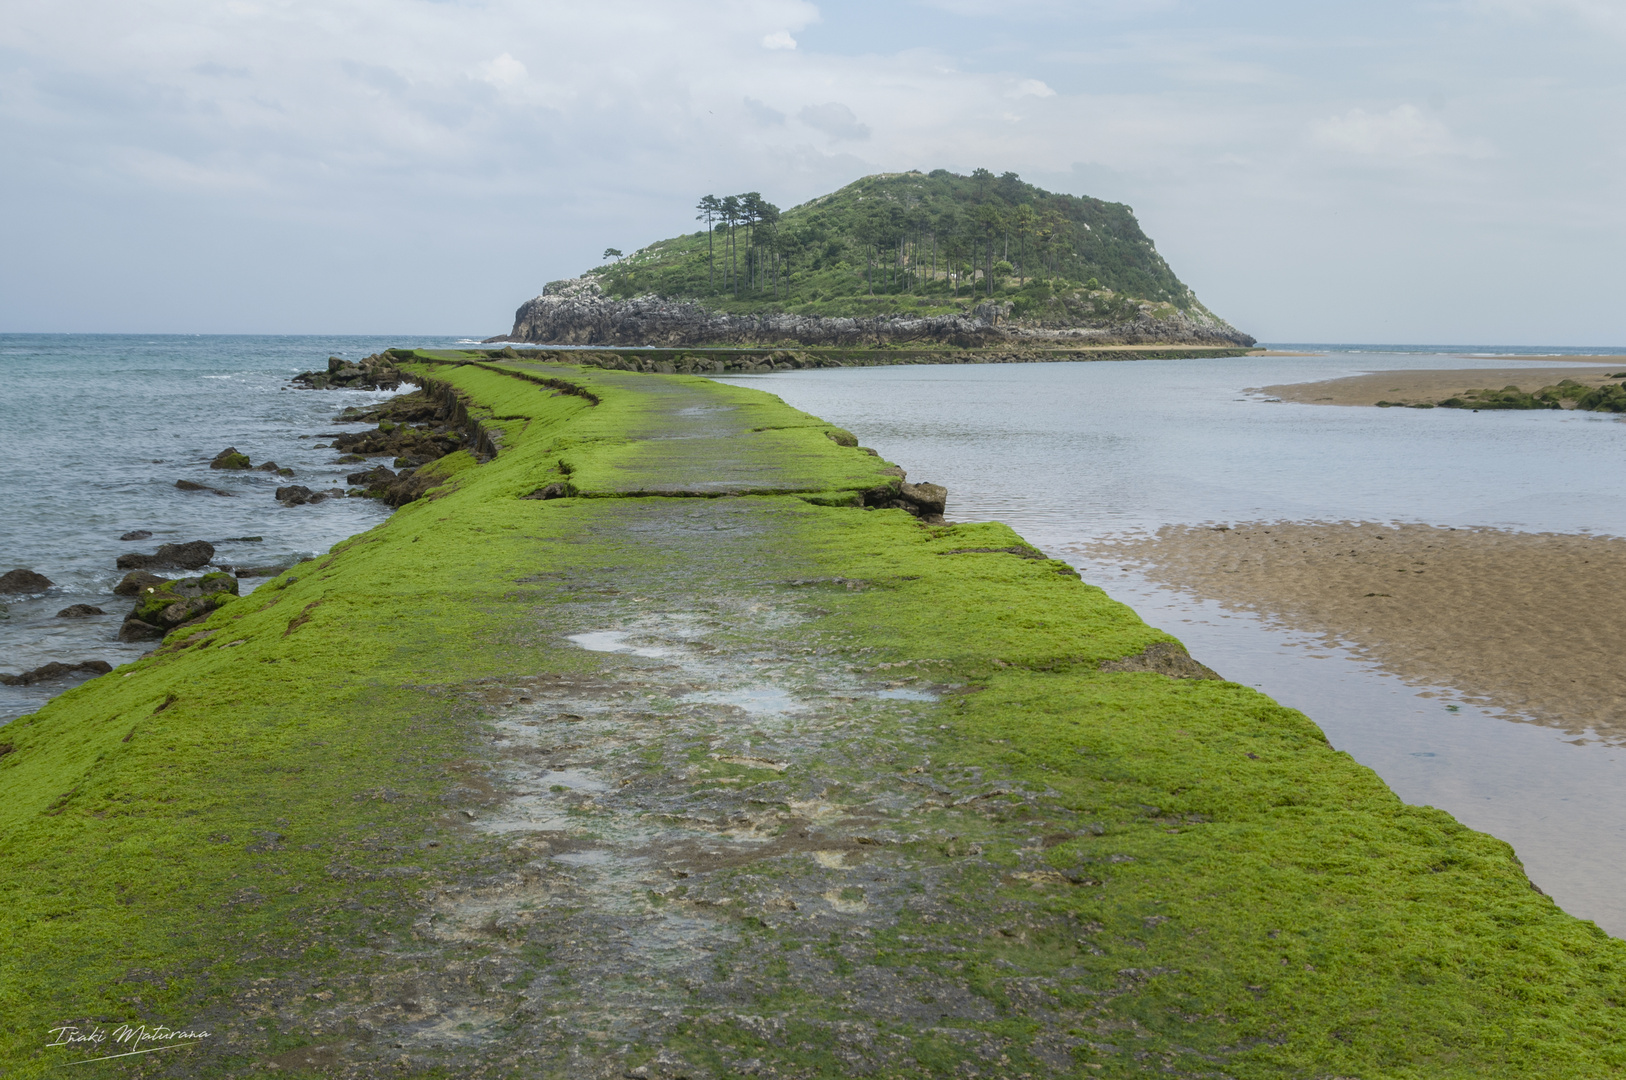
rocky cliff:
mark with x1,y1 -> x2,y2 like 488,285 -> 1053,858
495,277 -> 1255,349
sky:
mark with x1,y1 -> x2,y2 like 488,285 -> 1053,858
2,0 -> 1622,343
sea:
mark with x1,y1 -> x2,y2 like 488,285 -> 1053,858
5,335 -> 1626,932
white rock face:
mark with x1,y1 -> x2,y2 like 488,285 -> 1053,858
499,276 -> 1256,348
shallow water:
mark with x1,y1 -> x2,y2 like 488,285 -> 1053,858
719,346 -> 1626,934
0,333 -> 466,719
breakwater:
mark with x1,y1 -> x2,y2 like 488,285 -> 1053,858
2,352 -> 1622,1077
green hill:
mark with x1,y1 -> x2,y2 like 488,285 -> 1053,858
590,169 -> 1221,326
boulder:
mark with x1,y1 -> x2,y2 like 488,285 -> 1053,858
114,570 -> 168,596
125,571 -> 240,634
0,569 -> 53,594
898,481 -> 948,518
210,447 -> 252,469
119,529 -> 153,541
276,485 -> 317,506
0,660 -> 114,686
56,604 -> 106,618
290,353 -> 404,390
234,565 -> 291,579
118,618 -> 166,643
116,540 -> 215,570
176,479 -> 235,496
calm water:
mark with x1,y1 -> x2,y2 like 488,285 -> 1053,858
0,334 -> 467,718
719,346 -> 1626,934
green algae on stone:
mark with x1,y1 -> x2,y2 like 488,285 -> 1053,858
1,352 -> 1624,1079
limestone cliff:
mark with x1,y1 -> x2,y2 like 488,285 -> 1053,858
496,276 -> 1255,349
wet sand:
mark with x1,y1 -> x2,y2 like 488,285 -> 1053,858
1260,364 -> 1625,406
1078,521 -> 1626,738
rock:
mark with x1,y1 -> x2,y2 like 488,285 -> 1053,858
290,352 -> 404,390
176,479 -> 235,496
347,465 -> 397,486
118,618 -> 167,643
116,540 -> 215,570
499,275 -> 1257,348
56,604 -> 106,618
114,570 -> 168,596
234,565 -> 291,579
254,461 -> 290,474
898,481 -> 947,518
210,447 -> 252,470
1100,642 -> 1222,681
124,571 -> 239,634
276,485 -> 315,506
0,569 -> 54,594
521,481 -> 573,500
119,529 -> 153,541
0,660 -> 114,686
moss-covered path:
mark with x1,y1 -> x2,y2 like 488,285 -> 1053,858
2,356 -> 1623,1079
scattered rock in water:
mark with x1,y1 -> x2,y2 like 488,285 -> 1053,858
346,464 -> 396,486
276,485 -> 317,506
233,565 -> 292,579
210,447 -> 252,470
276,485 -> 345,506
0,569 -> 54,594
330,390 -> 463,462
114,570 -> 169,596
56,604 -> 106,618
176,479 -> 235,496
0,660 -> 114,686
118,619 -> 166,643
116,540 -> 215,570
119,529 -> 153,542
291,353 -> 404,390
122,571 -> 240,637
255,461 -> 295,476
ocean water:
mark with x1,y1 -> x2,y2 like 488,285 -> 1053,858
0,334 -> 467,719
718,346 -> 1626,933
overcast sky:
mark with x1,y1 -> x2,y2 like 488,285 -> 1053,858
3,0 -> 1622,343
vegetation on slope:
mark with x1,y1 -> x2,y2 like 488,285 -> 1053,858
589,170 -> 1215,324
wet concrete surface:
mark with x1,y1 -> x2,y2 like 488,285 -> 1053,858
267,498 -> 1189,1078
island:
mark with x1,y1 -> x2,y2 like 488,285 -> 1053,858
491,169 -> 1257,359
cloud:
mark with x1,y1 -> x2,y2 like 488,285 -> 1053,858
1309,105 -> 1460,159
1472,0 -> 1626,36
1007,78 -> 1056,99
762,30 -> 797,49
474,52 -> 527,88
744,96 -> 786,125
797,102 -> 871,141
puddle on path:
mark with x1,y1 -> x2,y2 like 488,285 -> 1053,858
372,585 -> 1145,1076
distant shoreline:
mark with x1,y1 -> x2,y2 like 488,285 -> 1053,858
1258,363 -> 1624,407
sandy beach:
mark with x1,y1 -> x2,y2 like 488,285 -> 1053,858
1259,363 -> 1625,406
1078,521 -> 1626,738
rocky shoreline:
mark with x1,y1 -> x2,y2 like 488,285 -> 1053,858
493,276 -> 1256,349
0,358 -> 490,695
